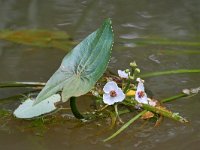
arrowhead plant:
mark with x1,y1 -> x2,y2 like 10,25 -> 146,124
34,18 -> 114,105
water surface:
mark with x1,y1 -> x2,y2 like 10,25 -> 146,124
0,0 -> 200,150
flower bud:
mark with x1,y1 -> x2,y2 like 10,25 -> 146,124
129,75 -> 134,80
135,68 -> 140,74
130,61 -> 137,67
92,91 -> 99,97
125,69 -> 130,73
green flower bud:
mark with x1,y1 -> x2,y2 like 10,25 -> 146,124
129,76 -> 134,80
130,61 -> 137,67
92,91 -> 99,97
135,68 -> 140,73
125,69 -> 130,73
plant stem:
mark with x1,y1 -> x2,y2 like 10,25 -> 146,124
141,69 -> 200,78
103,110 -> 147,142
141,103 -> 188,123
0,82 -> 45,88
161,93 -> 187,103
123,80 -> 131,93
114,104 -> 123,123
123,68 -> 134,93
123,100 -> 188,123
70,97 -> 84,119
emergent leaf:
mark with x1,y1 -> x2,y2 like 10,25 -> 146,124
34,18 -> 114,105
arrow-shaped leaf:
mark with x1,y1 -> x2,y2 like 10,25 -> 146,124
34,18 -> 114,105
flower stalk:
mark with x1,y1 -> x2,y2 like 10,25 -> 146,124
70,97 -> 84,119
123,66 -> 135,93
123,99 -> 188,123
103,110 -> 147,142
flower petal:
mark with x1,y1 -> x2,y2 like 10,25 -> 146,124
136,78 -> 144,83
118,70 -> 129,79
135,78 -> 148,104
115,88 -> 126,102
103,94 -> 115,105
148,98 -> 157,106
103,81 -> 125,105
148,100 -> 156,106
135,93 -> 148,104
137,82 -> 145,91
103,81 -> 119,93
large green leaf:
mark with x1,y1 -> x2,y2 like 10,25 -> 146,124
34,18 -> 114,105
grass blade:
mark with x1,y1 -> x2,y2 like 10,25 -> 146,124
134,38 -> 200,47
161,93 -> 187,103
103,110 -> 147,142
158,49 -> 200,55
0,82 -> 45,88
141,69 -> 200,78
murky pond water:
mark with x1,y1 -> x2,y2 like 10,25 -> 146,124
0,0 -> 200,150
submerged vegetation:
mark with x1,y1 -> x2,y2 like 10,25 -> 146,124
0,19 -> 200,142
0,30 -> 75,50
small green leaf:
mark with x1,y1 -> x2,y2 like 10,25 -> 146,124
34,18 -> 114,105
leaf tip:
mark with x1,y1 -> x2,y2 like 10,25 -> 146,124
104,18 -> 112,25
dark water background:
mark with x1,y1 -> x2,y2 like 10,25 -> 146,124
0,0 -> 200,150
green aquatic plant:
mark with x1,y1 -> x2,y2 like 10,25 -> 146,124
34,18 -> 113,105
0,19 -> 199,142
11,18 -> 113,119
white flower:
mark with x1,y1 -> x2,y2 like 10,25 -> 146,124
103,81 -> 125,105
118,70 -> 129,79
135,78 -> 148,104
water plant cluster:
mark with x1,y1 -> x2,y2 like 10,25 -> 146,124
0,19 -> 199,141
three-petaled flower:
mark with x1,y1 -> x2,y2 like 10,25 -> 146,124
118,70 -> 129,79
135,78 -> 148,104
103,81 -> 125,105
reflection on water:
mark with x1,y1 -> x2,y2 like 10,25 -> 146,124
0,0 -> 200,149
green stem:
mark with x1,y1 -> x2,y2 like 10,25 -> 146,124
141,103 -> 188,123
161,93 -> 187,103
123,68 -> 134,93
123,80 -> 130,93
70,97 -> 84,119
123,100 -> 188,123
114,104 -> 123,123
103,110 -> 147,142
0,81 -> 45,88
118,109 -> 130,115
141,69 -> 200,78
